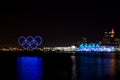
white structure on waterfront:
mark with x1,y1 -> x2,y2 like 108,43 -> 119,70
43,45 -> 76,52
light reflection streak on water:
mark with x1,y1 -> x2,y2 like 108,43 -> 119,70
71,56 -> 77,80
77,53 -> 116,80
17,56 -> 43,80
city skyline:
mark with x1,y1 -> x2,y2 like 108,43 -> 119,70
0,1 -> 120,47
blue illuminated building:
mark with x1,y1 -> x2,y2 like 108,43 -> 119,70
77,43 -> 115,52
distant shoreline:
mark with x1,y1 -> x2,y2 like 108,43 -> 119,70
0,51 -> 120,58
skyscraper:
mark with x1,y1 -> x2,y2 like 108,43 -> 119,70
102,28 -> 115,45
111,28 -> 115,37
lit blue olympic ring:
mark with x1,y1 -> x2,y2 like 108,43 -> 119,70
18,36 -> 42,49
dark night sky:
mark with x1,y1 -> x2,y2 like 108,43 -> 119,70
0,1 -> 120,47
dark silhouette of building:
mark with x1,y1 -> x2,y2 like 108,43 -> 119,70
82,38 -> 87,43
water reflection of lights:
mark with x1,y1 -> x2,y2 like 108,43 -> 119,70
17,57 -> 43,80
71,56 -> 77,80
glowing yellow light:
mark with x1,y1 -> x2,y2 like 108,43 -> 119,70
111,35 -> 114,37
111,28 -> 115,37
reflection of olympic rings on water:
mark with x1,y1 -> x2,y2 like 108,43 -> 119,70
18,36 -> 42,49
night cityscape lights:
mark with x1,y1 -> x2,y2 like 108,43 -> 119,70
0,28 -> 118,52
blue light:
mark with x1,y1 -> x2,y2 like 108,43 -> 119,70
18,36 -> 43,49
80,44 -> 84,48
18,36 -> 26,45
34,36 -> 42,45
91,44 -> 95,48
17,57 -> 43,80
78,43 -> 115,52
96,44 -> 100,48
88,44 -> 91,48
84,43 -> 88,48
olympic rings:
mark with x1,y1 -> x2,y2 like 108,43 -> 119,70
18,36 -> 42,49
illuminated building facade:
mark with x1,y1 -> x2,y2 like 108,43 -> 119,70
77,43 -> 115,52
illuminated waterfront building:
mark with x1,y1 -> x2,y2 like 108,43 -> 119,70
77,43 -> 115,52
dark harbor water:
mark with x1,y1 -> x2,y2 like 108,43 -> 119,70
0,52 -> 120,80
